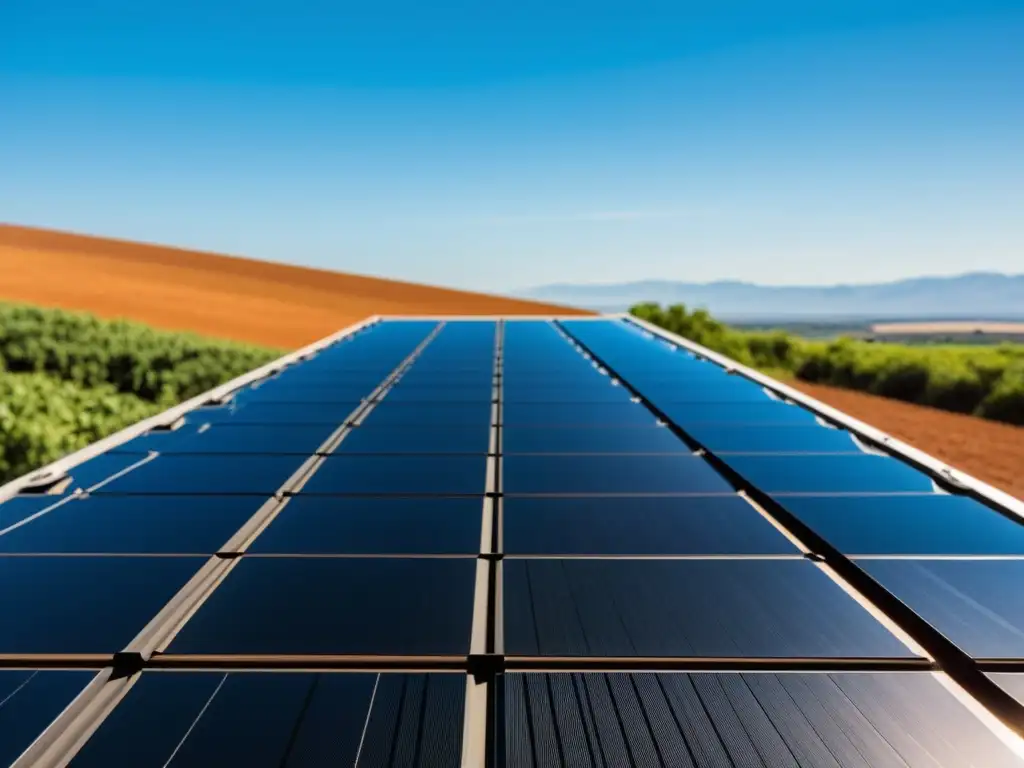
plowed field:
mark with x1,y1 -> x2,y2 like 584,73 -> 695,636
2,223 -> 1020,498
0,224 -> 588,348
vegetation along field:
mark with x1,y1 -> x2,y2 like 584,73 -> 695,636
632,303 -> 1024,426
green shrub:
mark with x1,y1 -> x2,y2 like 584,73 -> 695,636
0,372 -> 163,483
0,303 -> 282,403
630,302 -> 1024,427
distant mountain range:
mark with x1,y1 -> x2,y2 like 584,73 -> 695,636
517,272 -> 1024,320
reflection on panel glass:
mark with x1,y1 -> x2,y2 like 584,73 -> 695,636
94,455 -> 309,495
505,672 -> 1024,768
0,670 -> 96,767
779,494 -> 1024,555
724,455 -> 935,494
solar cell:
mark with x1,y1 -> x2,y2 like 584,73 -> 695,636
382,387 -> 494,403
93,455 -> 309,495
501,426 -> 688,454
502,402 -> 659,427
683,424 -> 861,454
118,423 -> 338,455
185,400 -> 363,425
503,496 -> 797,555
0,670 -> 96,767
861,559 -> 1024,659
0,495 -> 268,554
0,496 -> 67,529
231,384 -> 373,404
64,453 -> 155,492
636,377 -> 773,403
505,672 -> 1024,768
504,559 -> 913,658
166,557 -> 475,656
301,455 -> 488,495
67,672 -> 464,768
0,556 -> 205,654
501,389 -> 634,403
661,401 -> 820,427
359,402 -> 493,426
332,424 -> 492,454
777,494 -> 1024,555
988,674 -> 1024,708
249,496 -> 483,554
722,455 -> 936,494
502,455 -> 732,494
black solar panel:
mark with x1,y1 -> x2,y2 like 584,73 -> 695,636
2,316 -> 1021,766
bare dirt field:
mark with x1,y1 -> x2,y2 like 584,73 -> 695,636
0,224 -> 588,348
2,223 -> 1020,498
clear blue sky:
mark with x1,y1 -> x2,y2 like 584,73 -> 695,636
2,1 -> 1022,291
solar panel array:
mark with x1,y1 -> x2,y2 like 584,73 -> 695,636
2,317 -> 1024,766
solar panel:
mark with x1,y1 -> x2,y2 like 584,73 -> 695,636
502,496 -> 797,555
3,315 -> 1020,765
0,495 -> 268,554
777,494 -> 1024,555
249,496 -> 483,554
0,555 -> 205,654
503,558 -> 915,658
722,454 -> 936,494
301,455 -> 488,495
502,454 -> 733,494
0,671 -> 96,767
165,557 -> 475,656
93,454 -> 310,495
501,425 -> 689,454
505,673 -> 1024,768
860,559 -> 1024,659
67,672 -> 464,767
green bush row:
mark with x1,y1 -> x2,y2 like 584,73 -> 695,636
630,302 -> 1024,426
0,303 -> 283,403
0,372 -> 164,483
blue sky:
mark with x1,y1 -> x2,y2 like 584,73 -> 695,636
2,1 -> 1022,291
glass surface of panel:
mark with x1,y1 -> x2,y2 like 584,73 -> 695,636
662,401 -> 819,426
0,497 -> 66,528
302,455 -> 488,495
68,672 -> 464,768
333,424 -> 492,454
778,494 -> 1024,555
167,557 -> 475,655
724,455 -> 935,494
66,454 -> 154,492
503,455 -> 732,494
861,559 -> 1024,659
503,496 -> 797,555
0,495 -> 268,554
504,672 -> 1024,768
502,402 -> 658,427
502,426 -> 688,454
638,377 -> 772,403
504,559 -> 914,658
94,455 -> 309,495
383,387 -> 494,403
249,496 -> 483,554
501,388 -> 634,403
0,556 -> 206,654
684,424 -> 861,454
137,423 -> 337,455
185,401 -> 361,425
232,385 -> 373,404
0,670 -> 96,767
359,402 -> 493,426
